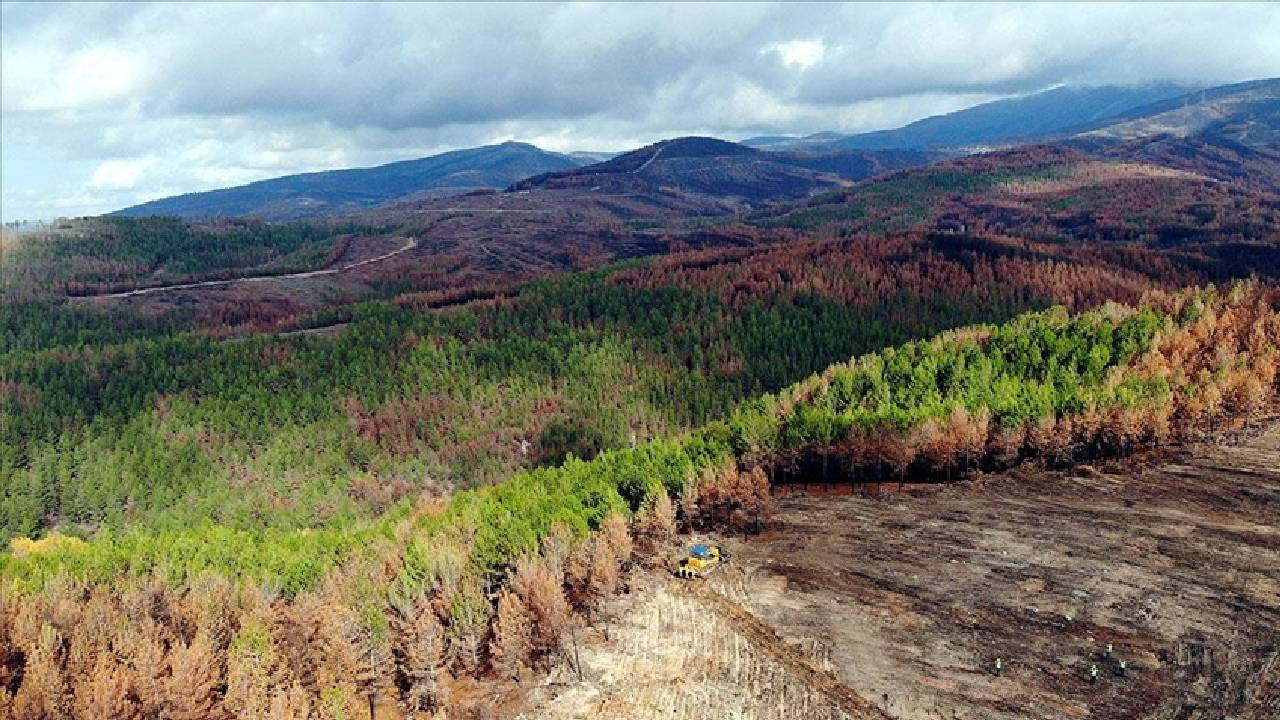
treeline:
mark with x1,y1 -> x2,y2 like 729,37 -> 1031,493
0,301 -> 195,355
4,233 -> 1097,546
745,282 -> 1279,483
615,231 -> 1182,313
0,435 -> 756,718
2,281 -> 1276,718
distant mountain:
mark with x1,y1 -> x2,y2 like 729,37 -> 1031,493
541,137 -> 759,177
742,79 -> 1280,191
564,150 -> 620,164
512,136 -> 934,205
115,142 -> 585,220
746,83 -> 1199,151
1069,78 -> 1279,146
1067,78 -> 1280,191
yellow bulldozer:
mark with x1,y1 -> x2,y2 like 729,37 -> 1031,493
675,543 -> 730,579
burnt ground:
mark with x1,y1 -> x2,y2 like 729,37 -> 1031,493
720,423 -> 1280,720
527,423 -> 1280,720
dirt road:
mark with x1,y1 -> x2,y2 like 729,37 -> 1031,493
631,144 -> 667,174
71,235 -> 418,300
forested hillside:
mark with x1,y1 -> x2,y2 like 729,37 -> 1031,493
4,208 -> 1278,718
0,242 -> 1043,546
759,146 -> 1280,278
8,211 -> 1265,550
2,217 -> 371,298
5,2 -> 1278,714
3,279 -> 1276,718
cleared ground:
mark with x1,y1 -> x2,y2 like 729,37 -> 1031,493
527,424 -> 1280,719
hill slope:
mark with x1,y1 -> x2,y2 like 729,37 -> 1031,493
512,136 -> 933,206
528,422 -> 1280,719
759,140 -> 1280,266
115,141 -> 584,220
1071,78 -> 1280,191
5,278 -> 1277,717
757,78 -> 1279,188
1070,77 -> 1280,146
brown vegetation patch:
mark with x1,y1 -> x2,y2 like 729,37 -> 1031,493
999,162 -> 1206,196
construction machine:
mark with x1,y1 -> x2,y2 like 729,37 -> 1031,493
676,543 -> 729,579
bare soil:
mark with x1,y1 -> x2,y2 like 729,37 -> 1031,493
528,424 -> 1280,719
518,571 -> 860,720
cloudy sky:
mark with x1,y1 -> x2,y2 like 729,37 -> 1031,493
3,2 -> 1278,221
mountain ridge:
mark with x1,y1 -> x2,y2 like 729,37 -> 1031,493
510,136 -> 936,205
111,79 -> 1278,222
746,79 -> 1279,157
114,141 -> 584,221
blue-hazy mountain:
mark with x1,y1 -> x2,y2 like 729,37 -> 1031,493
115,141 -> 585,220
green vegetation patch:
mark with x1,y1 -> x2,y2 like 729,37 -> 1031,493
2,293 -> 1191,597
2,216 -> 368,295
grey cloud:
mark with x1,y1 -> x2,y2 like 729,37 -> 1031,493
3,1 -> 1278,221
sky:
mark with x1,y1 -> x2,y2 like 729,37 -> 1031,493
2,2 -> 1278,222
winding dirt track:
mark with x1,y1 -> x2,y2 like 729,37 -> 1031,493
71,235 -> 418,300
632,144 -> 667,174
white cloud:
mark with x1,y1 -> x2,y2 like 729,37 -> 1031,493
2,1 -> 1277,220
764,39 -> 826,71
88,158 -> 149,190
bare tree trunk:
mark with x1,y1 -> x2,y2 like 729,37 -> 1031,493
368,645 -> 378,720
568,627 -> 583,682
